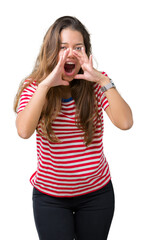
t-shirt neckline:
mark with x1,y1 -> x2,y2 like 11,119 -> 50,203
62,97 -> 73,102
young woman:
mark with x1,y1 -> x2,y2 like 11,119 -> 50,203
14,16 -> 133,240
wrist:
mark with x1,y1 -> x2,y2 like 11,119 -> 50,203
98,76 -> 110,87
38,81 -> 51,93
101,78 -> 116,92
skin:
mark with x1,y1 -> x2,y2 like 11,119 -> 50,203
16,28 -> 133,139
59,28 -> 83,82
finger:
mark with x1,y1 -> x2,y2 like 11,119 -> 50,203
81,46 -> 87,56
62,48 -> 70,63
74,74 -> 85,79
73,48 -> 89,63
81,47 -> 89,61
72,50 -> 82,59
73,51 -> 85,65
61,80 -> 70,86
89,55 -> 93,67
58,49 -> 70,67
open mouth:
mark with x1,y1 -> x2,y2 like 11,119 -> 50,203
64,62 -> 75,74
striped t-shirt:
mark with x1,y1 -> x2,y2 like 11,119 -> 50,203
17,76 -> 111,197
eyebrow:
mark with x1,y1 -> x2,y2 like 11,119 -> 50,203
61,43 -> 84,46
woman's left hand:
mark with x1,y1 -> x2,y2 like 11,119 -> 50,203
73,48 -> 108,85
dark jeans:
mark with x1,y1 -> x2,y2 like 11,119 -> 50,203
32,180 -> 115,240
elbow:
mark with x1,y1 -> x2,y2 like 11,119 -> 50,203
16,113 -> 35,139
122,108 -> 134,130
127,119 -> 134,130
120,120 -> 133,130
116,118 -> 134,130
122,113 -> 134,130
17,127 -> 33,139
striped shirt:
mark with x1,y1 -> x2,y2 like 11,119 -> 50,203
17,75 -> 111,197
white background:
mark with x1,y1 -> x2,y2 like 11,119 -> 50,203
0,0 -> 147,239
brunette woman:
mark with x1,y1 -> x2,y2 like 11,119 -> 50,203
14,16 -> 133,240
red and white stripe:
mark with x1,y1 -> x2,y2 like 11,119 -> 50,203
17,74 -> 111,197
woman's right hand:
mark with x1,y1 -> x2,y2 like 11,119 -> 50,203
39,48 -> 70,89
16,49 -> 70,139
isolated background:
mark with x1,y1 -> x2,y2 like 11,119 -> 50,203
1,0 -> 147,239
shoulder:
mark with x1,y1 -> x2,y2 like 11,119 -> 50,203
23,78 -> 38,93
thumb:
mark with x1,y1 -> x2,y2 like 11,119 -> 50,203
61,80 -> 70,86
74,74 -> 85,79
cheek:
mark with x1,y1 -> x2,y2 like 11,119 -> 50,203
76,62 -> 81,72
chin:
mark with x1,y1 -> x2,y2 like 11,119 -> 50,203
62,73 -> 76,82
63,77 -> 74,82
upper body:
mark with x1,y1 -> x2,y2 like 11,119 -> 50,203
14,16 -> 133,197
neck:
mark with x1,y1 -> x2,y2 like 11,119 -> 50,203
60,86 -> 72,99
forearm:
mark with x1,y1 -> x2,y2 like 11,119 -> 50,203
99,77 -> 133,129
16,83 -> 50,138
16,50 -> 71,139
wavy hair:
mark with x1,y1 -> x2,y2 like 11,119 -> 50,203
14,16 -> 102,146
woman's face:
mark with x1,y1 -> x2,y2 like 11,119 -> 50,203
58,28 -> 85,82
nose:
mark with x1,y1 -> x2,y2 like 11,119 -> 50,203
68,48 -> 74,57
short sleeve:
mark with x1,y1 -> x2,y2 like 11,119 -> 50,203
94,71 -> 109,111
98,89 -> 109,110
17,80 -> 37,113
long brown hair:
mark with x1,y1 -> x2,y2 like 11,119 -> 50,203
14,16 -> 102,146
